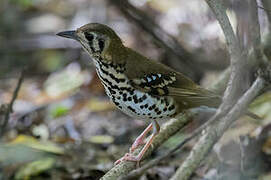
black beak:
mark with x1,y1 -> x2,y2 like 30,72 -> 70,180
56,30 -> 78,40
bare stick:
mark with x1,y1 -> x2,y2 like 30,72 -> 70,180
170,0 -> 266,179
261,0 -> 271,31
171,76 -> 265,180
0,69 -> 24,137
262,0 -> 271,59
205,0 -> 248,113
249,0 -> 263,64
100,111 -> 195,180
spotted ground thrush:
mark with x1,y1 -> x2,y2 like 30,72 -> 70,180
57,23 -> 222,165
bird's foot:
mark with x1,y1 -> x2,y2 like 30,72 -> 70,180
129,137 -> 146,153
114,153 -> 141,167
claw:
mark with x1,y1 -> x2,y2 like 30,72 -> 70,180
114,153 -> 129,165
114,153 -> 141,167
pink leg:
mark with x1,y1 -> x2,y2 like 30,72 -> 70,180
129,123 -> 153,153
114,120 -> 160,166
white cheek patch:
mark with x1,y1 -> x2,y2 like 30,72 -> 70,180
92,35 -> 100,52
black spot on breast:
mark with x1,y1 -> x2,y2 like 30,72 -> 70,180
141,94 -> 147,100
148,104 -> 156,111
123,94 -> 127,101
165,99 -> 169,106
133,95 -> 138,103
128,106 -> 136,113
100,60 -> 109,68
120,87 -> 133,91
129,90 -> 134,95
109,89 -> 116,94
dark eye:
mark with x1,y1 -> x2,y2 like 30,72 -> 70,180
84,32 -> 94,42
98,39 -> 105,51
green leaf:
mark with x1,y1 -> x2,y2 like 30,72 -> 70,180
50,105 -> 69,118
15,157 -> 55,180
88,135 -> 114,144
9,135 -> 64,155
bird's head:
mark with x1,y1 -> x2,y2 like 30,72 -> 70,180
57,23 -> 124,61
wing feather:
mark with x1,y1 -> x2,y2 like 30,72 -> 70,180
123,48 -> 221,108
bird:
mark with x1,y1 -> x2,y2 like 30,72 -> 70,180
56,23 -> 224,165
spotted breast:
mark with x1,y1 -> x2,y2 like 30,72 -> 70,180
93,58 -> 178,120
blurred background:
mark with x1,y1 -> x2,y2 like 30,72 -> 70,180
1,0 -> 271,179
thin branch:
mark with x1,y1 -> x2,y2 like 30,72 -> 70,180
205,0 -> 249,113
100,111 -> 195,180
248,0 -> 263,63
0,69 -> 25,137
205,0 -> 241,60
170,76 -> 266,180
249,0 -> 262,48
261,0 -> 271,32
262,0 -> 271,59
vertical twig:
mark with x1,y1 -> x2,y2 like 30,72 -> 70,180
0,69 -> 25,137
261,0 -> 271,32
261,0 -> 271,59
249,0 -> 264,65
205,0 -> 249,114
